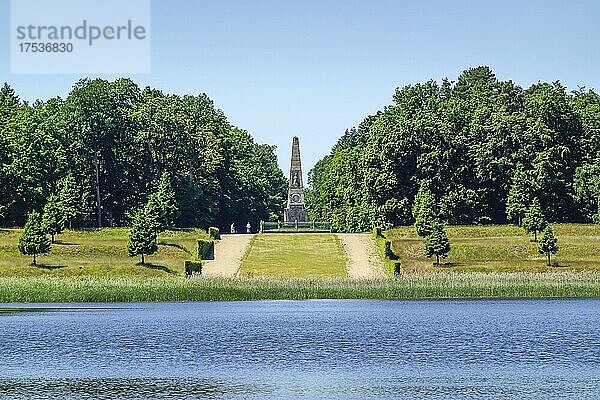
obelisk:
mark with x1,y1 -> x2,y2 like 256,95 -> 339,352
284,136 -> 308,222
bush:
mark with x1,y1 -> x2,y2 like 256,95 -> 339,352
208,227 -> 220,240
197,239 -> 214,260
184,260 -> 202,276
373,226 -> 383,238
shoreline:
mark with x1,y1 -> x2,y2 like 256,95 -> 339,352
1,272 -> 600,302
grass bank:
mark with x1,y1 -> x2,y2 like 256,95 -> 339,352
239,233 -> 346,277
387,224 -> 600,273
0,228 -> 208,277
2,273 -> 600,302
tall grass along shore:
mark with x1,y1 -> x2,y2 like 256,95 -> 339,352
2,273 -> 600,303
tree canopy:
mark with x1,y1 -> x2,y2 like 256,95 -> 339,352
307,67 -> 600,232
0,79 -> 287,230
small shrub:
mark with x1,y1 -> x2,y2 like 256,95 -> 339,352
208,227 -> 220,240
184,260 -> 202,276
197,239 -> 214,260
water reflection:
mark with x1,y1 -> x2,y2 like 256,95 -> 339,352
0,377 -> 275,399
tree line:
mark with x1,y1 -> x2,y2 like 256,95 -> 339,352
306,66 -> 600,232
0,79 -> 287,230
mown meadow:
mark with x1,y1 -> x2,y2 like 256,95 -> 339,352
239,233 -> 347,278
1,224 -> 600,302
386,224 -> 600,273
0,228 -> 207,277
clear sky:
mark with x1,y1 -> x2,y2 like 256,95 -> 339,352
1,0 -> 600,178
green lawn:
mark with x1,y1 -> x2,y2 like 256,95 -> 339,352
386,224 -> 600,273
0,228 -> 208,277
239,233 -> 347,277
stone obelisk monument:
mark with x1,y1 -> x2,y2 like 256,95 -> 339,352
284,136 -> 308,222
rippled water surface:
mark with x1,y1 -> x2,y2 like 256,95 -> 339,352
1,300 -> 599,399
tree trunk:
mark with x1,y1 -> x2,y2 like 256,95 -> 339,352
94,153 -> 102,228
141,253 -> 145,265
436,255 -> 440,265
534,230 -> 537,242
69,219 -> 72,230
518,215 -> 521,227
51,234 -> 54,244
547,252 -> 551,266
33,253 -> 36,266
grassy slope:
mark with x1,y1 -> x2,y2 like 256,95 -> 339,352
239,233 -> 347,277
386,224 -> 600,273
0,228 -> 208,277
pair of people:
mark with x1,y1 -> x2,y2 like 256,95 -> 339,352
230,222 -> 251,234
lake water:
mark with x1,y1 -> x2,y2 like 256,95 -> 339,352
0,300 -> 599,399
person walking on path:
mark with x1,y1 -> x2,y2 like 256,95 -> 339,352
246,222 -> 251,234
230,223 -> 236,234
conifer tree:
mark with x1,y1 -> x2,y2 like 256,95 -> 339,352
147,172 -> 178,232
538,225 -> 559,266
522,198 -> 547,242
425,223 -> 451,266
57,173 -> 80,229
506,163 -> 529,226
42,194 -> 64,243
18,211 -> 51,266
128,208 -> 158,264
413,183 -> 439,238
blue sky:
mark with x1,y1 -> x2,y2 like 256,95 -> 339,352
1,0 -> 600,178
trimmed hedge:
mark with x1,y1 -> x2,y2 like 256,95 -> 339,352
208,227 -> 220,240
374,232 -> 401,275
184,260 -> 202,276
393,261 -> 402,276
385,240 -> 399,260
197,239 -> 214,260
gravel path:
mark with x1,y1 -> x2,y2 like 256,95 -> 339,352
337,234 -> 386,278
202,234 -> 255,277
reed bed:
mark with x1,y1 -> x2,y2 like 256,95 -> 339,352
1,272 -> 600,302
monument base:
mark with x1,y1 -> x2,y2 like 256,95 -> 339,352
284,205 -> 308,223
